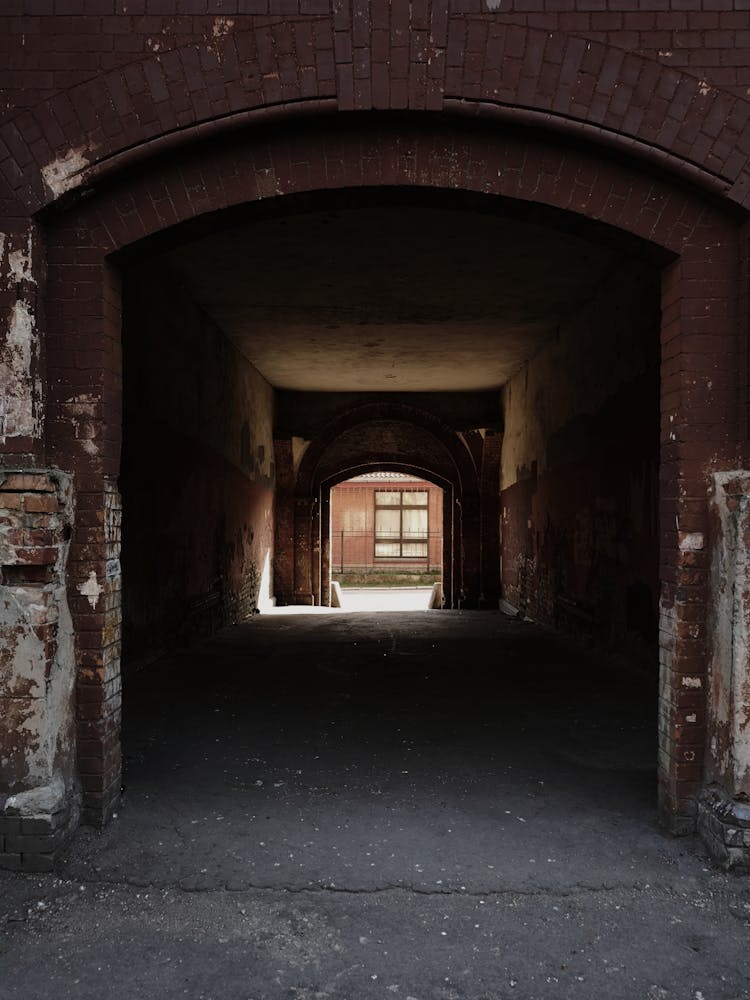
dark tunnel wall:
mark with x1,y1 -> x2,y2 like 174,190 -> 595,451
500,261 -> 660,660
119,267 -> 275,671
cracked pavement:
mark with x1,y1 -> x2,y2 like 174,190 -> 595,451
1,610 -> 749,999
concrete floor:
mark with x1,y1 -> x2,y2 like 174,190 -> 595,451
1,610 -> 749,1000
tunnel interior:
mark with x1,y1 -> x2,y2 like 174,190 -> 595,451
117,187 -> 663,837
119,187 -> 662,666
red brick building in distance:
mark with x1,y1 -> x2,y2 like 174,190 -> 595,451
2,1 -> 750,871
330,473 -> 443,577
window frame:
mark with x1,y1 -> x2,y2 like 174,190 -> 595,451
373,488 -> 429,560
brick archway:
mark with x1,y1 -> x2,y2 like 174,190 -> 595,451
35,112 -> 741,842
322,464 -> 454,614
7,17 -> 750,214
278,405 -> 478,611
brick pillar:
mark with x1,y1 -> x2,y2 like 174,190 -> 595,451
320,489 -> 331,607
441,489 -> 454,609
696,473 -> 750,870
0,223 -> 45,466
273,437 -> 295,605
657,232 -> 739,836
0,470 -> 77,871
293,497 -> 315,604
45,258 -> 123,828
461,492 -> 481,609
311,495 -> 322,606
479,431 -> 503,608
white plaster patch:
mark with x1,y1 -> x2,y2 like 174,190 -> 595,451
681,676 -> 703,689
5,777 -> 65,816
41,147 -> 90,199
77,571 -> 102,610
7,230 -> 35,286
686,713 -> 697,723
63,393 -> 100,456
0,298 -> 40,440
698,79 -> 711,97
679,532 -> 704,552
485,0 -> 504,8
213,16 -> 234,37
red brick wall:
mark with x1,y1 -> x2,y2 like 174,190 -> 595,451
500,259 -> 660,658
119,264 -> 274,669
330,476 -> 443,574
3,0 -> 750,124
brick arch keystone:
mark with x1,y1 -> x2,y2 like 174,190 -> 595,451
6,15 -> 750,214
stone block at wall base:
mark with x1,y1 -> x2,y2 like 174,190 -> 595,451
0,779 -> 79,873
697,786 -> 750,873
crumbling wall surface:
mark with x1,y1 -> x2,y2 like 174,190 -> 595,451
698,472 -> 750,871
500,262 -> 660,656
0,225 -> 43,462
119,267 -> 274,671
0,470 -> 77,871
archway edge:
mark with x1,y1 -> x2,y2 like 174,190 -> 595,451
9,18 -> 750,215
43,115 -> 737,281
40,96 -> 741,840
321,463 -> 454,495
294,405 -> 478,502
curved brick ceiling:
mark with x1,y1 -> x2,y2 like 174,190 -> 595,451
163,202 -> 634,393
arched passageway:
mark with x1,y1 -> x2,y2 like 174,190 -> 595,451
328,471 -> 444,610
1,109 -> 745,871
110,176 -> 666,826
57,138 -> 726,840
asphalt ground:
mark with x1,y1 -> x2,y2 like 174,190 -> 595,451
1,608 -> 748,1000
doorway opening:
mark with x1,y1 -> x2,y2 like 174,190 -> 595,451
330,471 -> 444,611
107,181 -> 664,840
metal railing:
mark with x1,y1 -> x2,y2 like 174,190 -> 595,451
331,530 -> 442,573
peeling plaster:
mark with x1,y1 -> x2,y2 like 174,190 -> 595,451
0,228 -> 41,441
679,532 -> 704,552
212,16 -> 234,37
707,472 -> 750,797
1,473 -> 77,797
77,571 -> 102,610
63,393 -> 101,459
1,299 -> 39,441
41,147 -> 90,199
7,230 -> 35,286
5,776 -> 65,815
682,676 -> 703,689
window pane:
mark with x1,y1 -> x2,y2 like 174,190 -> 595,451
402,491 -> 428,506
375,491 -> 401,506
375,509 -> 400,538
375,542 -> 400,557
402,542 -> 428,557
402,508 -> 427,537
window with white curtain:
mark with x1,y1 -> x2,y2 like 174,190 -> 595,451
374,490 -> 428,558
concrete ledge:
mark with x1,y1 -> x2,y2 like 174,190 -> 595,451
0,780 -> 78,873
697,786 -> 750,872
